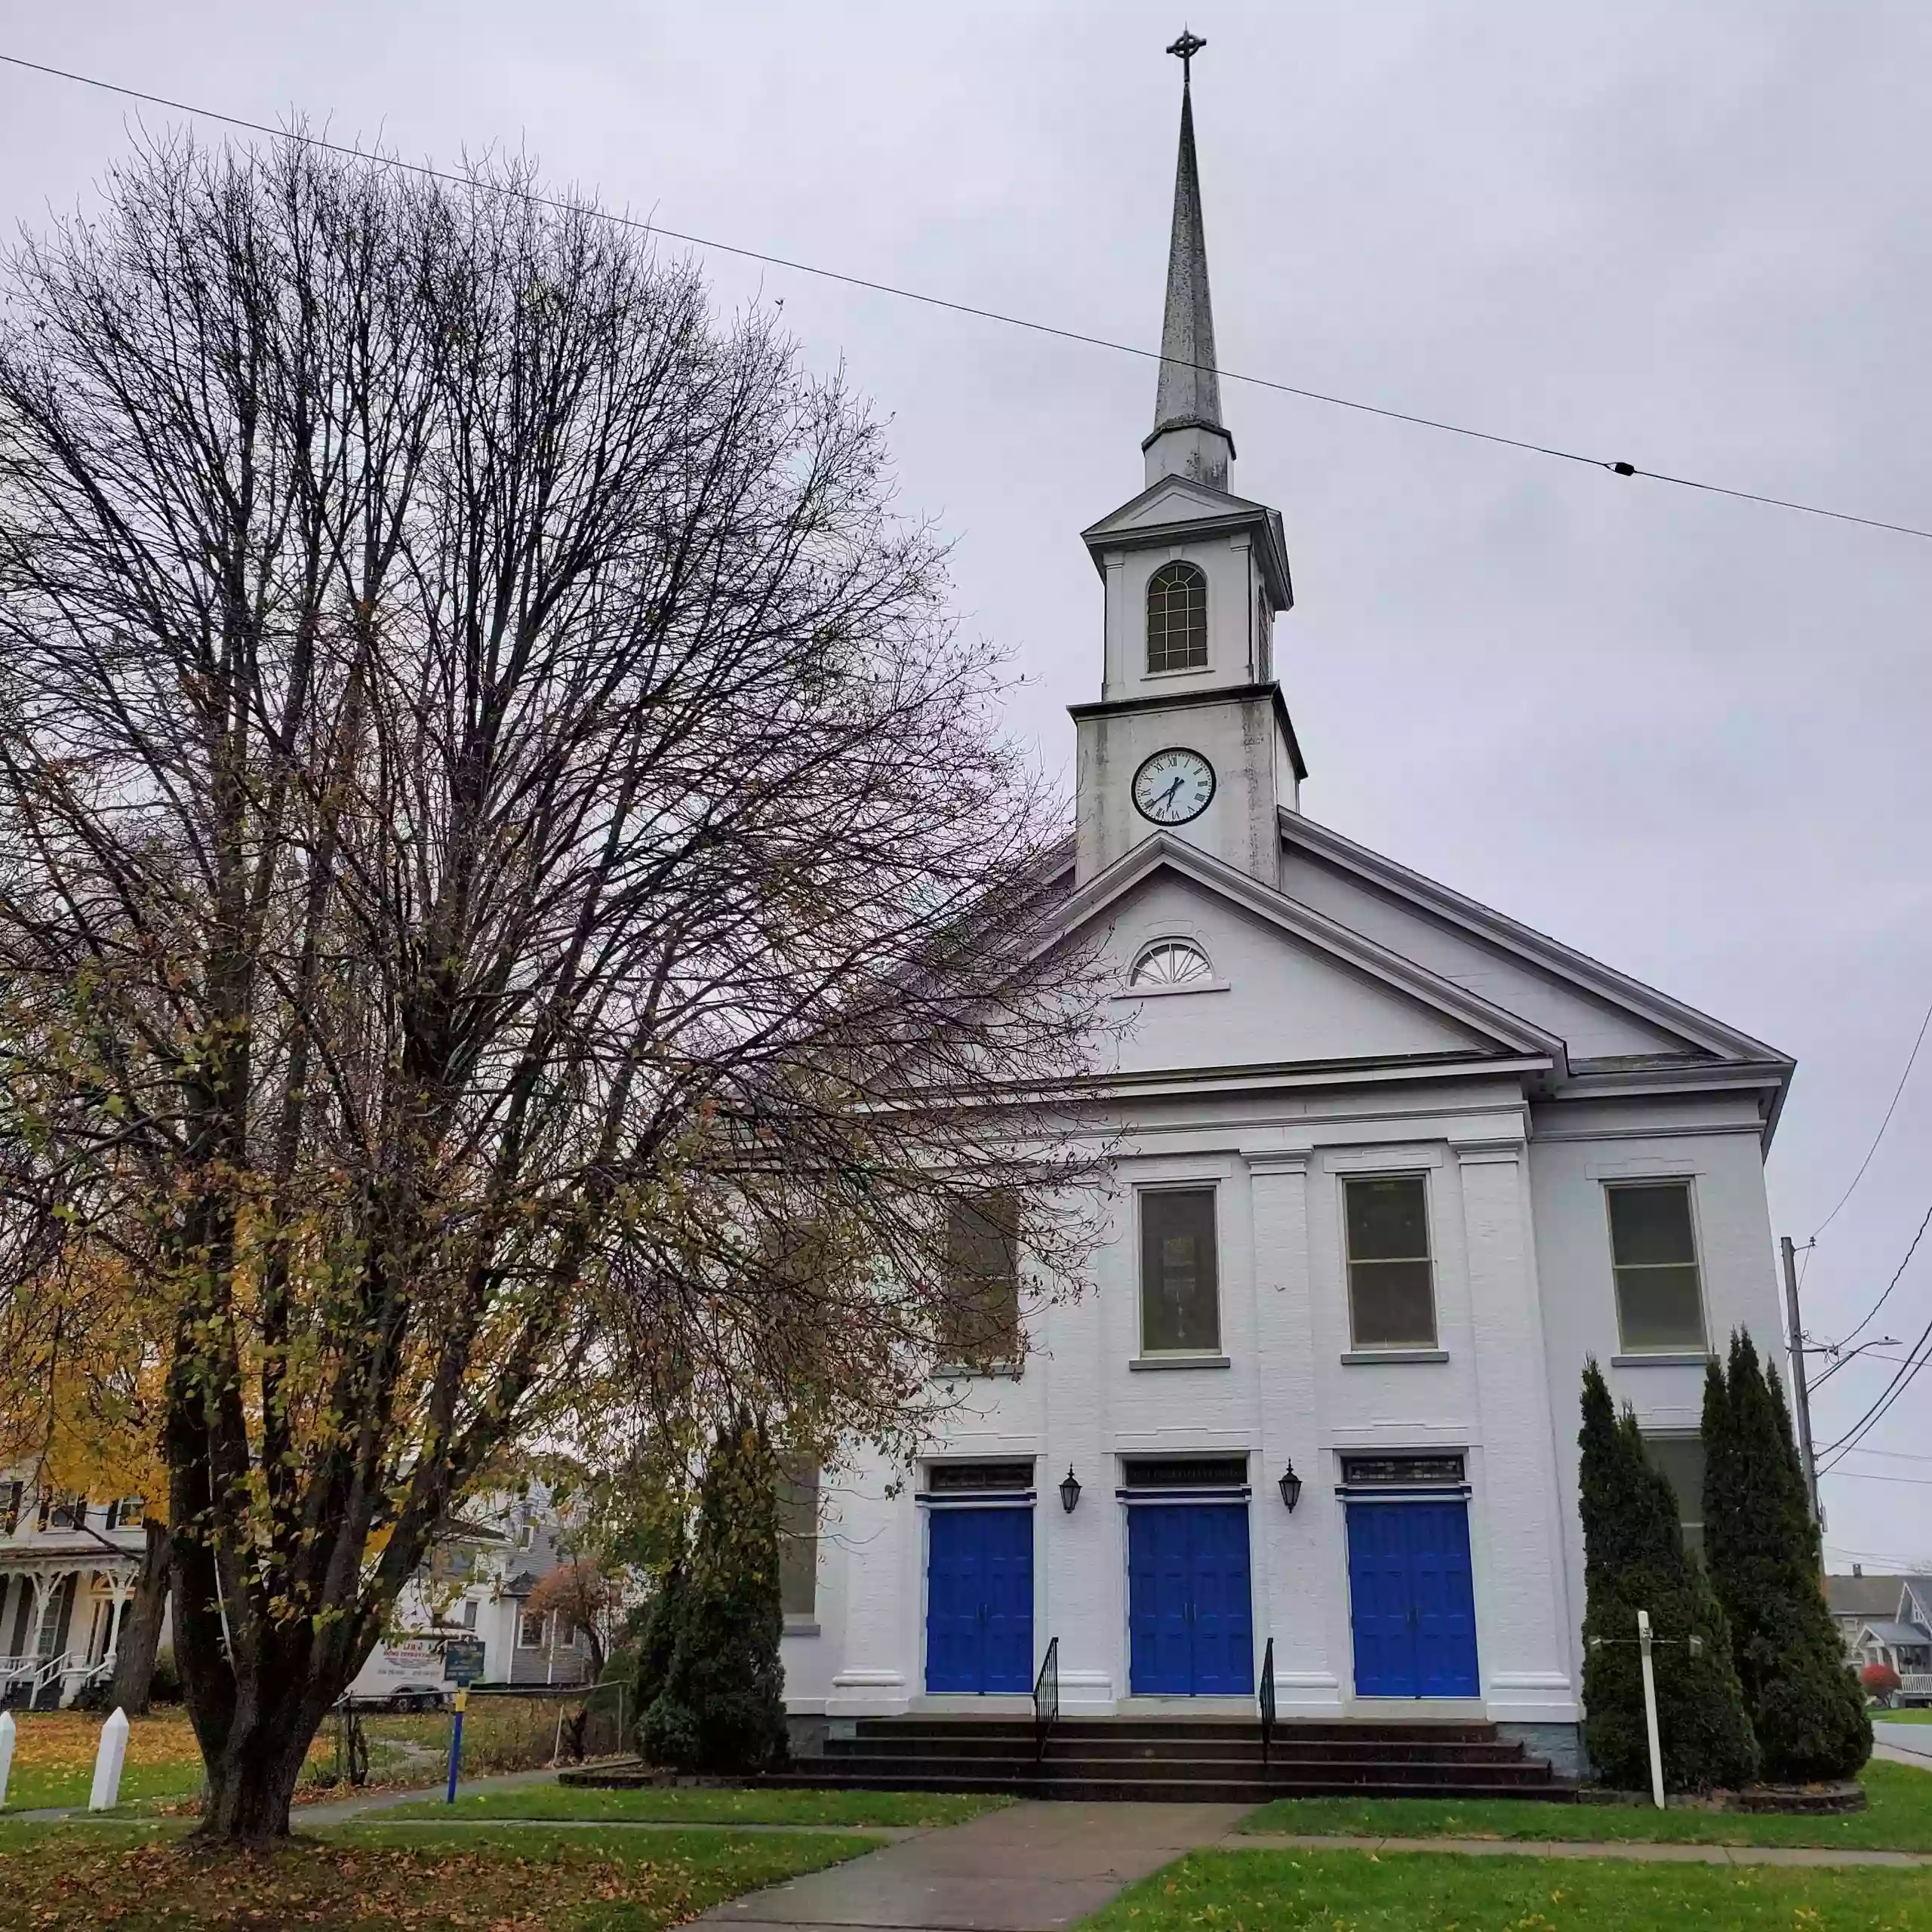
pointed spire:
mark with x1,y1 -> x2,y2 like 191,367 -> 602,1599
1144,32 -> 1235,491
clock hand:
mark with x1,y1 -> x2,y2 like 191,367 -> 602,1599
1154,776 -> 1183,811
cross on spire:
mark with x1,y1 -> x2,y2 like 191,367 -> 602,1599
1166,29 -> 1206,85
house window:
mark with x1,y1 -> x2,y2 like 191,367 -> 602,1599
777,1462 -> 820,1620
105,1497 -> 144,1531
1607,1182 -> 1706,1352
1343,1175 -> 1437,1348
939,1192 -> 1020,1365
461,1598 -> 478,1630
1140,1188 -> 1220,1353
2,1481 -> 21,1534
518,1611 -> 546,1648
1128,940 -> 1212,990
1146,561 -> 1208,672
1642,1434 -> 1706,1557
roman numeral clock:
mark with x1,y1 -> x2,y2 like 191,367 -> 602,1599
1131,747 -> 1216,826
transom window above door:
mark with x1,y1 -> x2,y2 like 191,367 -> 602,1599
1146,561 -> 1208,672
1607,1181 -> 1706,1352
1140,1186 -> 1220,1353
1128,939 -> 1212,990
1343,1174 -> 1438,1349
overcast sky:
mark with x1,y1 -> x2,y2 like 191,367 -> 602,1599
4,2 -> 1930,1567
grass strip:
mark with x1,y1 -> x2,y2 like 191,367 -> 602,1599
1238,1758 -> 1932,1850
1086,1845 -> 1932,1932
381,1783 -> 1009,1828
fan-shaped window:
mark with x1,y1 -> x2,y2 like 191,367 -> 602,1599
1129,940 -> 1213,990
1146,561 -> 1208,672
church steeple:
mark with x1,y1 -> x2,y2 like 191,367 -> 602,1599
1143,32 -> 1235,493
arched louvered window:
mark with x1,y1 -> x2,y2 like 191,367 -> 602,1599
1146,561 -> 1208,672
1129,940 -> 1213,990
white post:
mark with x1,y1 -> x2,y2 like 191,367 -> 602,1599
88,1706 -> 129,1811
0,1709 -> 14,1810
1637,1608 -> 1665,1810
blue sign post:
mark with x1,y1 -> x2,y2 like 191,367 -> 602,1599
445,1687 -> 466,1804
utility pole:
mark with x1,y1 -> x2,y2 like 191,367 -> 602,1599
1780,1235 -> 1823,1528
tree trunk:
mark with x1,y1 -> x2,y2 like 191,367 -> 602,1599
109,1519 -> 171,1715
194,1690 -> 331,1844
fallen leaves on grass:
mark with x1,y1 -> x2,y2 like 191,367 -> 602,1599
14,1835 -> 702,1930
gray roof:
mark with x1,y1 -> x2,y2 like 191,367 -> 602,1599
1823,1568 -> 1901,1615
1860,1619 -> 1932,1647
1826,1573 -> 1906,1618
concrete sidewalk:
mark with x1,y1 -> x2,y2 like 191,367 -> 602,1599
696,1801 -> 1248,1932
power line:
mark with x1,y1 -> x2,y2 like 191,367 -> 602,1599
1817,1287 -> 1932,1469
5,48 -> 1932,546
1810,992 -> 1932,1247
1820,1467 -> 1932,1489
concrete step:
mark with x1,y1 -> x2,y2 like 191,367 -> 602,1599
758,1768 -> 1577,1804
813,1752 -> 1558,1789
832,1734 -> 1529,1766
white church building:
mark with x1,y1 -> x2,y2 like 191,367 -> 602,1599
779,49 -> 1793,1778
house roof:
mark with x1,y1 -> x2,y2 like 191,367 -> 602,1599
1827,1574 -> 1910,1618
1860,1619 -> 1932,1647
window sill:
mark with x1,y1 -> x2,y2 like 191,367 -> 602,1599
1112,980 -> 1231,1001
930,1361 -> 1024,1382
1340,1348 -> 1448,1365
783,1616 -> 821,1637
1611,1351 -> 1711,1368
1130,1352 -> 1231,1371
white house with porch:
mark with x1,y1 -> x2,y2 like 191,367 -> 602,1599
777,45 -> 1795,1783
0,1474 -> 150,1708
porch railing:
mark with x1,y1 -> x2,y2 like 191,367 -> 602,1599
1033,1635 -> 1060,1761
1258,1636 -> 1276,1767
1900,1672 -> 1932,1703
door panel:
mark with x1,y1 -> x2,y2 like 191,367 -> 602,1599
1346,1503 -> 1418,1696
1346,1499 -> 1479,1700
981,1507 -> 1035,1693
926,1507 -> 1033,1695
1189,1503 -> 1254,1694
1128,1506 -> 1193,1693
1408,1502 -> 1480,1697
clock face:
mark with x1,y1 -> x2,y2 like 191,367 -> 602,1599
1132,747 -> 1216,826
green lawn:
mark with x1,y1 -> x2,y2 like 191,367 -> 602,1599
1880,1707 -> 1932,1724
381,1783 -> 1011,1828
1087,1847 -> 1932,1932
1239,1758 -> 1932,1851
0,1817 -> 880,1928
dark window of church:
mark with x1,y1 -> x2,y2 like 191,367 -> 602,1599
1641,1433 -> 1706,1555
1146,561 -> 1208,672
1344,1175 -> 1437,1347
777,1460 -> 820,1620
1607,1182 -> 1706,1352
939,1192 -> 1020,1366
1140,1188 -> 1220,1352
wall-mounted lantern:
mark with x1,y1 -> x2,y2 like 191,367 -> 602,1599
1060,1466 -> 1082,1514
1278,1461 -> 1303,1512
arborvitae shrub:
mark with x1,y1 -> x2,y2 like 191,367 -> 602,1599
642,1417 -> 789,1774
1703,1333 -> 1871,1782
632,1557 -> 686,1752
1578,1360 -> 1757,1791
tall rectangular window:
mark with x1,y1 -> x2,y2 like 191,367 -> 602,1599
939,1192 -> 1020,1366
1344,1175 -> 1437,1348
1607,1182 -> 1706,1352
1642,1434 -> 1706,1557
1140,1188 -> 1220,1353
777,1462 -> 820,1622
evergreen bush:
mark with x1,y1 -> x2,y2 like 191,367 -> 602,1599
1578,1360 -> 1758,1790
1703,1332 -> 1872,1781
641,1416 -> 789,1774
632,1556 -> 687,1751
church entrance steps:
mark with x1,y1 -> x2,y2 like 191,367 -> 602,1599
747,1715 -> 1577,1804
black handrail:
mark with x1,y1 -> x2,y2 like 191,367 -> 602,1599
1259,1636 -> 1276,1768
1034,1635 -> 1060,1761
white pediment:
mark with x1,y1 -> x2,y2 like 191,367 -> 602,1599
1040,835 -> 1563,1085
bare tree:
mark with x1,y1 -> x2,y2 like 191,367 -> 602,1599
0,133 -> 1110,1841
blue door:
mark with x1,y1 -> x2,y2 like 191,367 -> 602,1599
1346,1499 -> 1479,1698
1128,1504 -> 1254,1695
926,1508 -> 1033,1694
